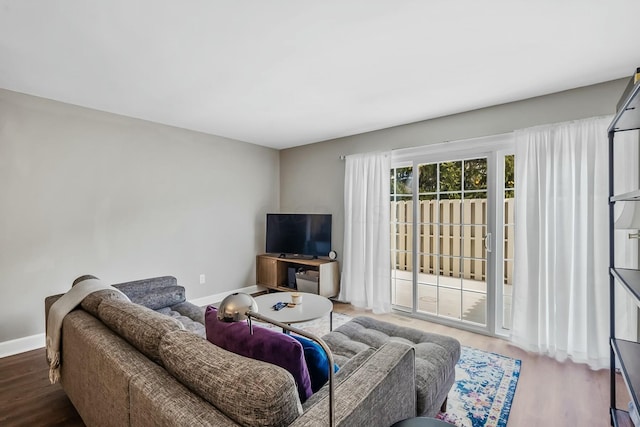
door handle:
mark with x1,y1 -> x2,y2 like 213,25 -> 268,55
483,233 -> 492,253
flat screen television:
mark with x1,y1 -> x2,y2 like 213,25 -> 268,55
265,213 -> 332,258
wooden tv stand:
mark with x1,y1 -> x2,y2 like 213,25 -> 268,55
256,254 -> 340,297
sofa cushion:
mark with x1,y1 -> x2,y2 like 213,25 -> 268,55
130,350 -> 243,427
98,299 -> 184,364
204,306 -> 313,402
322,316 -> 460,416
291,335 -> 339,393
113,276 -> 178,295
122,285 -> 186,310
170,301 -> 206,324
80,289 -> 130,317
160,330 -> 302,427
156,307 -> 206,337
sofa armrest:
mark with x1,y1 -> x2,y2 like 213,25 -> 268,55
113,276 -> 187,310
290,341 -> 416,427
45,294 -> 63,321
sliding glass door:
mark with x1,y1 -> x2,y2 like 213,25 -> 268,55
391,138 -> 514,335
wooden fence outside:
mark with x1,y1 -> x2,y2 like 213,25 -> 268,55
391,198 -> 514,285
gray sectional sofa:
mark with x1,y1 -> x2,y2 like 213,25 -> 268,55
45,276 -> 459,426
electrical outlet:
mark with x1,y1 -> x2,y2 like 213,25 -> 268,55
199,274 -> 206,284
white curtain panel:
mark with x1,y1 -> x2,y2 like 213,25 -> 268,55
339,151 -> 391,313
511,116 -> 636,370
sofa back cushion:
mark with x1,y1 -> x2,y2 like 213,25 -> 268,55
204,306 -> 313,402
128,285 -> 186,310
80,289 -> 130,317
98,299 -> 184,364
160,330 -> 302,427
113,276 -> 186,310
113,275 -> 178,293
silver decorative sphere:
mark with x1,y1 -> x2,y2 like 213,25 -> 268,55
217,292 -> 258,322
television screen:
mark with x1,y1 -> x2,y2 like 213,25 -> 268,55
266,213 -> 332,258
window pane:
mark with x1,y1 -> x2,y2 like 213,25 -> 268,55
505,154 -> 515,189
418,199 -> 437,224
503,260 -> 514,330
395,223 -> 413,254
462,225 -> 487,258
439,198 -> 461,224
461,256 -> 486,283
417,283 -> 437,315
438,227 -> 461,258
462,200 -> 487,226
419,163 -> 438,193
417,251 -> 437,274
504,195 -> 515,224
504,225 -> 514,259
504,260 -> 514,286
395,167 -> 413,194
464,158 -> 487,190
390,251 -> 400,269
439,161 -> 462,192
391,250 -> 412,271
438,256 -> 462,280
390,169 -> 395,194
502,154 -> 515,331
438,287 -> 461,320
391,270 -> 412,309
393,198 -> 413,219
503,295 -> 512,330
418,223 -> 437,253
462,290 -> 486,324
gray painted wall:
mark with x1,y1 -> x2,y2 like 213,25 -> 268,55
0,77 -> 630,346
0,89 -> 279,343
280,78 -> 629,266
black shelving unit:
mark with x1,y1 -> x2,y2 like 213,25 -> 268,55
609,71 -> 640,427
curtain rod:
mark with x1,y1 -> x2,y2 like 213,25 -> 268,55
339,152 -> 392,160
340,132 -> 515,161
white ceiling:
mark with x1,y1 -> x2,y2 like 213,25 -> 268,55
1,1 -> 639,149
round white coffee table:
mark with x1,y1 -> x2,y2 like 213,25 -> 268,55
253,292 -> 334,330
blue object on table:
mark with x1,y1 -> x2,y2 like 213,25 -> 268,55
272,301 -> 287,311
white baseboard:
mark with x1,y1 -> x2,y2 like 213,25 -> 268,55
0,285 -> 267,359
188,284 -> 266,307
0,333 -> 45,358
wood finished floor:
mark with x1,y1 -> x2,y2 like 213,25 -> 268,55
0,302 -> 628,427
0,348 -> 83,426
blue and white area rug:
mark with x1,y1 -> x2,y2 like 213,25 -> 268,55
290,313 -> 520,427
437,346 -> 521,427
